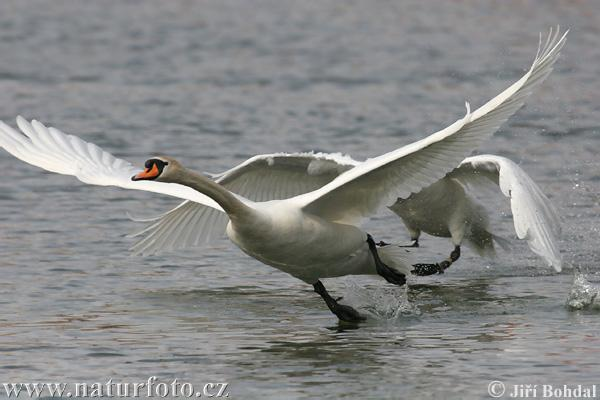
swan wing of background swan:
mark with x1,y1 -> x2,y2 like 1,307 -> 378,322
448,155 -> 562,269
131,28 -> 566,254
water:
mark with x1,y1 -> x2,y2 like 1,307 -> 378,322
0,1 -> 599,398
567,271 -> 600,310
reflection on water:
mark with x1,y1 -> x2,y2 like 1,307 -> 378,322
0,0 -> 599,399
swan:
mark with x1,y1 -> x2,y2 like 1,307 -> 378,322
390,154 -> 562,273
0,29 -> 566,321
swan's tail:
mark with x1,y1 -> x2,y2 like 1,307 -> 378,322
378,245 -> 414,276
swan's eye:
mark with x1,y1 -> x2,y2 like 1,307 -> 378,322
145,159 -> 168,170
132,158 -> 169,181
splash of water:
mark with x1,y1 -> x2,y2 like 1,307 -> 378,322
566,270 -> 600,310
341,279 -> 420,320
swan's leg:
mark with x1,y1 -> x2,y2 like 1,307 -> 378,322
366,234 -> 407,286
411,245 -> 461,276
313,281 -> 366,322
399,238 -> 419,248
400,227 -> 421,247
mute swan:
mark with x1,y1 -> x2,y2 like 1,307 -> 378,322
0,29 -> 566,321
390,154 -> 562,273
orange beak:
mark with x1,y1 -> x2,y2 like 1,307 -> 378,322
132,163 -> 159,181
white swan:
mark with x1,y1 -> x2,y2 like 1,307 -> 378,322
390,154 -> 562,272
0,29 -> 566,321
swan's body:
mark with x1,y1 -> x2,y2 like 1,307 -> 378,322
131,158 -> 411,284
225,201 -> 375,282
0,29 -> 566,320
390,155 -> 562,269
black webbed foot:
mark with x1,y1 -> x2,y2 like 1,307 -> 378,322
411,262 -> 446,276
313,281 -> 366,322
376,262 -> 408,285
366,234 -> 407,286
330,302 -> 367,322
411,245 -> 460,276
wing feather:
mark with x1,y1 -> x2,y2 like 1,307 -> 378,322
299,28 -> 567,224
137,205 -> 228,255
451,155 -> 562,270
0,117 -> 225,212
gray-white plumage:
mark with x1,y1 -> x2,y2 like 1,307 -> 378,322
390,155 -> 562,270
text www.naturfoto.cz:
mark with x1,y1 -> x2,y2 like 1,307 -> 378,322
2,377 -> 229,398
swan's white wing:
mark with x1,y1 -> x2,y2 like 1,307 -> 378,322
212,152 -> 359,201
130,152 -> 358,254
129,200 -> 230,255
0,117 -> 224,212
299,28 -> 567,224
451,155 -> 562,271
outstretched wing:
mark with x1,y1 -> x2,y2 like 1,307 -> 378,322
298,28 -> 567,224
130,152 -> 358,255
0,117 -> 224,212
450,155 -> 562,271
129,200 -> 231,255
211,152 -> 358,201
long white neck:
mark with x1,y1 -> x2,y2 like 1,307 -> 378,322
168,167 -> 253,222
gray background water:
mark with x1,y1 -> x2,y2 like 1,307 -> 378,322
0,1 -> 599,399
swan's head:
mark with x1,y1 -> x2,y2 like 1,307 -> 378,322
131,157 -> 177,182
